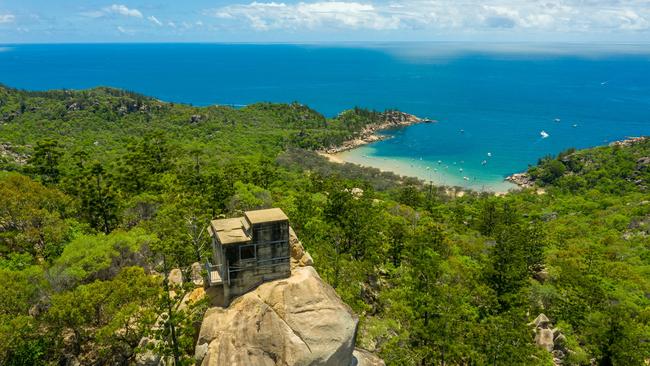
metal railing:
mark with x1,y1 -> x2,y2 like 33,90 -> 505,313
205,261 -> 225,286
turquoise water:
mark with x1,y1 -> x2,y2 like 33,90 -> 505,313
1,43 -> 649,190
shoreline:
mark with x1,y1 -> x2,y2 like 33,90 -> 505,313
319,110 -> 432,154
504,136 -> 649,189
316,112 -> 515,194
319,149 -> 515,195
318,121 -> 648,195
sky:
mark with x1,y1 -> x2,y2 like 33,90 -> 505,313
1,0 -> 650,43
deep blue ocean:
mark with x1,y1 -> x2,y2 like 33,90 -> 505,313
1,43 -> 649,190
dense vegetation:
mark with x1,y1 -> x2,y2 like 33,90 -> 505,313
1,84 -> 648,365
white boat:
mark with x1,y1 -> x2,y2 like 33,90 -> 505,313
459,168 -> 463,172
572,124 -> 578,128
540,130 -> 550,138
554,118 -> 561,123
481,160 -> 487,165
487,152 -> 492,157
463,176 -> 470,181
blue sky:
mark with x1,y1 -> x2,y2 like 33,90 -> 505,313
1,0 -> 650,43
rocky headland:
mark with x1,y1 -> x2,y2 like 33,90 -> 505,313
506,136 -> 648,190
505,172 -> 534,188
320,110 -> 430,154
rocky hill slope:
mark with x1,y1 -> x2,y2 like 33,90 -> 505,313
194,230 -> 384,366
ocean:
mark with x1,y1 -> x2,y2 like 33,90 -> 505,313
1,43 -> 649,191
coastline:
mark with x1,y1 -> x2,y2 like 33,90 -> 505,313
504,136 -> 649,189
318,121 -> 649,194
316,111 -> 520,193
319,110 -> 430,154
505,172 -> 535,188
322,147 -> 518,194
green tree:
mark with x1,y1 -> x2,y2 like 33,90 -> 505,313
324,187 -> 381,260
0,173 -> 71,260
46,267 -> 160,364
486,222 -> 545,309
117,132 -> 172,194
28,138 -> 63,184
79,162 -> 119,234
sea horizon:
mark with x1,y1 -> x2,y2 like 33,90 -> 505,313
1,42 -> 649,190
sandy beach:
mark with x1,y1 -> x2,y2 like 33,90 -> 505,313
321,144 -> 519,194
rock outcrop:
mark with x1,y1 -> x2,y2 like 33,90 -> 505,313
352,349 -> 386,366
196,266 -> 358,365
505,172 -> 534,188
0,142 -> 28,165
195,228 -> 378,366
320,111 -> 426,154
529,313 -> 570,365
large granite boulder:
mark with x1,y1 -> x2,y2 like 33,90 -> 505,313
352,348 -> 386,366
535,328 -> 555,352
196,266 -> 358,366
289,227 -> 313,269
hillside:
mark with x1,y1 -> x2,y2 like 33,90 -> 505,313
0,85 -> 649,365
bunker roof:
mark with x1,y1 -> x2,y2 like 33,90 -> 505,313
209,208 -> 289,246
210,217 -> 251,245
244,208 -> 289,225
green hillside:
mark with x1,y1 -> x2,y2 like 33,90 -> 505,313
1,85 -> 648,365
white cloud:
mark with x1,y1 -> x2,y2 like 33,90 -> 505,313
0,13 -> 15,24
148,15 -> 163,26
209,0 -> 650,33
117,25 -> 135,34
212,1 -> 400,30
105,4 -> 143,18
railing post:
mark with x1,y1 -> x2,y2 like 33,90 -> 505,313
204,260 -> 211,286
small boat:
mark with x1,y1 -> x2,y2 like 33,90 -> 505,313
481,160 -> 487,165
437,160 -> 442,164
554,118 -> 561,123
487,152 -> 492,157
463,176 -> 470,181
459,168 -> 463,172
460,129 -> 465,133
540,130 -> 550,138
572,124 -> 578,128
422,118 -> 437,123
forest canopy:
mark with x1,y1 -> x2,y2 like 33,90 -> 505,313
0,84 -> 648,365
